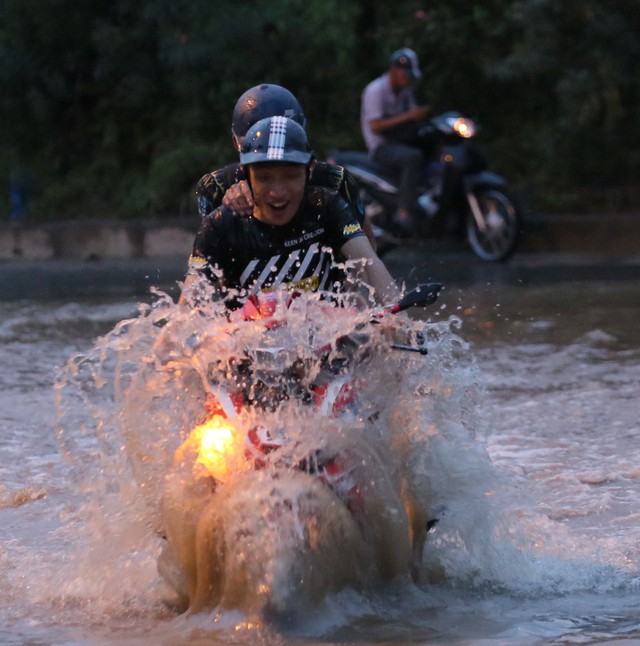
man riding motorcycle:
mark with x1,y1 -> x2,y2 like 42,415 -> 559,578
361,48 -> 430,235
182,115 -> 399,306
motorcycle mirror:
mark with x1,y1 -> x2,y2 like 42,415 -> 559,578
390,282 -> 443,313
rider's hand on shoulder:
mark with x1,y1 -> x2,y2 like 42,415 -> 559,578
221,180 -> 254,215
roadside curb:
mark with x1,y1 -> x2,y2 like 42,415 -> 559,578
0,219 -> 197,261
1,212 -> 639,262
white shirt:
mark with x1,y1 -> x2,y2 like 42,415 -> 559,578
360,73 -> 417,153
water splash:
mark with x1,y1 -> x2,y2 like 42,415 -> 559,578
48,280 -> 636,624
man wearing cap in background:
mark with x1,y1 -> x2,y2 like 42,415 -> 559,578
360,48 -> 430,235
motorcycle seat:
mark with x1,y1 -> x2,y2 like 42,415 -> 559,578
328,150 -> 388,176
328,149 -> 399,190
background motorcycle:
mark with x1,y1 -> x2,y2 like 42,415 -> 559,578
329,111 -> 521,262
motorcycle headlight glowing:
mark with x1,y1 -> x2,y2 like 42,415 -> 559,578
451,117 -> 476,138
175,414 -> 245,482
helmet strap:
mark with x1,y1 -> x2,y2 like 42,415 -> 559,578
242,166 -> 253,195
307,157 -> 316,181
231,133 -> 242,153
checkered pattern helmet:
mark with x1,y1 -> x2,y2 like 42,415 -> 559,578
239,116 -> 313,166
231,84 -> 307,139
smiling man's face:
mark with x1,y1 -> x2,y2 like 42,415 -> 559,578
248,162 -> 307,226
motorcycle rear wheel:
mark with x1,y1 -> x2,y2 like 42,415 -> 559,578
465,187 -> 520,262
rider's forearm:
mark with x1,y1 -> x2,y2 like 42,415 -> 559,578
341,236 -> 400,304
363,257 -> 401,304
369,111 -> 414,134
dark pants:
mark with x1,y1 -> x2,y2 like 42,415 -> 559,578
373,143 -> 423,213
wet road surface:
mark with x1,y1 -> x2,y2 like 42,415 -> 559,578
0,239 -> 639,301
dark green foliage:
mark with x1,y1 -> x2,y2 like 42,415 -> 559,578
1,0 -> 639,220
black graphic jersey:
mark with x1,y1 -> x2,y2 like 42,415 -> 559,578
195,160 -> 365,224
189,187 -> 365,295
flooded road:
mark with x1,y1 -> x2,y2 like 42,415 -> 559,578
1,255 -> 640,645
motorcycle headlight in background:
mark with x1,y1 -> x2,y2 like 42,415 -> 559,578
447,116 -> 476,139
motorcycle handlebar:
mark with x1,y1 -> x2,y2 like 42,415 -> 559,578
389,282 -> 443,314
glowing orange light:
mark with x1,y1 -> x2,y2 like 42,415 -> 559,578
453,118 -> 475,138
175,414 -> 244,482
197,416 -> 236,471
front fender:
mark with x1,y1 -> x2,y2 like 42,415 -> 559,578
463,170 -> 508,191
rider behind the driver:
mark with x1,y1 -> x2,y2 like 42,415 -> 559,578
195,83 -> 378,249
180,116 -> 399,307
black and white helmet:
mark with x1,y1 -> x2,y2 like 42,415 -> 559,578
231,84 -> 307,143
239,116 -> 313,166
